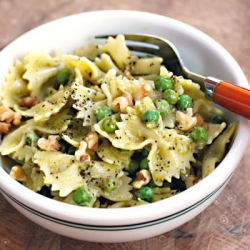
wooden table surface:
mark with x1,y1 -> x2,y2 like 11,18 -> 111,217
1,0 -> 250,249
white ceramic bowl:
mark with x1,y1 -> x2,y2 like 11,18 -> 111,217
0,10 -> 249,243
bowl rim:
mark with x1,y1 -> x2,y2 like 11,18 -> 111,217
0,10 -> 249,226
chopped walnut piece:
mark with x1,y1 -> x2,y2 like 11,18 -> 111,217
9,165 -> 27,182
0,122 -> 11,135
13,112 -> 22,126
0,106 -> 16,123
0,106 -> 21,134
185,175 -> 199,189
195,113 -> 204,127
201,122 -> 209,131
176,108 -> 197,131
75,141 -> 91,162
122,92 -> 133,106
111,92 -> 133,113
111,96 -> 129,113
85,131 -> 99,154
18,96 -> 40,108
132,169 -> 151,189
37,135 -> 61,151
195,113 -> 209,131
134,83 -> 152,101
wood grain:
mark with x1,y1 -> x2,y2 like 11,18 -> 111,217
1,0 -> 250,249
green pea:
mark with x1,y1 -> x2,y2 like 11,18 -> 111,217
189,127 -> 208,144
140,157 -> 149,170
103,179 -> 116,193
154,99 -> 171,116
154,76 -> 173,92
141,148 -> 149,157
102,116 -> 117,133
136,186 -> 154,202
128,159 -> 140,175
96,106 -> 113,122
73,188 -> 91,204
25,131 -> 39,146
25,137 -> 33,146
210,114 -> 227,124
176,94 -> 193,110
163,89 -> 179,104
142,110 -> 160,128
57,70 -> 71,86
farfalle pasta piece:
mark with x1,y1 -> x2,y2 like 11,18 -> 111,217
96,174 -> 133,202
99,34 -> 163,76
61,118 -> 90,147
23,51 -> 61,98
74,42 -> 100,60
85,162 -> 132,202
9,145 -> 35,164
101,69 -> 134,106
100,34 -> 130,70
97,139 -> 133,168
15,86 -> 72,122
194,98 -> 222,115
62,54 -> 103,82
148,130 -> 195,185
202,122 -> 237,178
162,111 -> 176,129
32,109 -> 71,134
152,187 -> 173,202
159,66 -> 173,78
95,53 -> 122,74
129,57 -> 163,75
0,110 -> 71,155
22,160 -> 45,192
0,121 -> 31,155
206,122 -> 227,144
71,81 -> 107,126
1,60 -> 29,108
34,151 -> 86,197
101,70 -> 157,107
178,77 -> 202,99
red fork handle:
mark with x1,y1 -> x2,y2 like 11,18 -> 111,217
212,81 -> 250,119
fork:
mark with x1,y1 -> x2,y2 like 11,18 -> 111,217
96,34 -> 250,119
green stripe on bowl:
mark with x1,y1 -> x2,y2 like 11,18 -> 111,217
0,176 -> 229,231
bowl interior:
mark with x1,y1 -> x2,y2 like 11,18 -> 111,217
0,10 -> 249,226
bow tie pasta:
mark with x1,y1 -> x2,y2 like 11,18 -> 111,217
0,35 -> 237,208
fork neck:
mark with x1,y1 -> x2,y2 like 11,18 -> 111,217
204,77 -> 221,100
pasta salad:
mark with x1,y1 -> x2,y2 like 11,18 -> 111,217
0,35 -> 237,208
